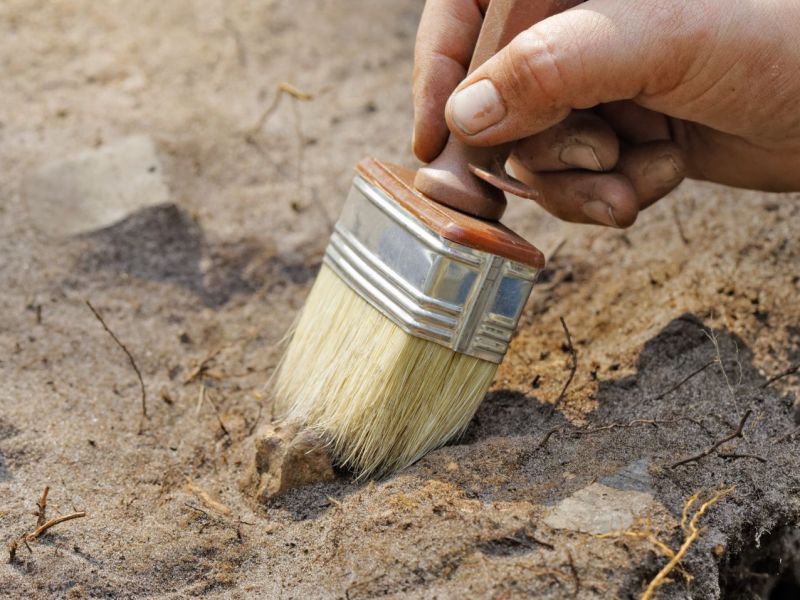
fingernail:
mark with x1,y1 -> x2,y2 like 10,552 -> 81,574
507,157 -> 535,185
582,201 -> 619,227
449,79 -> 506,135
559,144 -> 603,171
645,156 -> 681,184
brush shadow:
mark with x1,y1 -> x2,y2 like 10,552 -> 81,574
458,389 -> 572,444
410,313 -> 798,510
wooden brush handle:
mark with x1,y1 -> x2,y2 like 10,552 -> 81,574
358,158 -> 545,268
414,0 -> 582,220
470,0 -> 565,70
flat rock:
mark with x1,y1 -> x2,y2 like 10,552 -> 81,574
23,135 -> 169,237
246,420 -> 336,502
544,459 -> 658,534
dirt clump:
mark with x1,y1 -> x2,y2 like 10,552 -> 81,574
245,420 -> 336,502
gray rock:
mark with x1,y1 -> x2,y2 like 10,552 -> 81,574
23,135 -> 169,237
543,460 -> 658,534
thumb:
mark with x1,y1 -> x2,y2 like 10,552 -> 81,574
444,0 -> 708,146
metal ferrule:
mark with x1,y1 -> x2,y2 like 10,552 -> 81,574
323,175 -> 538,363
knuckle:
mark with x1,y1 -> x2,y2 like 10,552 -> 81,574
507,29 -> 568,103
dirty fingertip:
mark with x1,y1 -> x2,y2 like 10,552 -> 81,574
412,118 -> 449,163
585,176 -> 639,228
582,200 -> 620,227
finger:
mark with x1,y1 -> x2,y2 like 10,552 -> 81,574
597,101 -> 671,144
615,141 -> 686,208
511,111 -> 619,173
444,0 -> 706,146
412,0 -> 489,162
508,161 -> 639,228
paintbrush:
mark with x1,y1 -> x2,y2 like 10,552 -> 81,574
275,0 -> 579,477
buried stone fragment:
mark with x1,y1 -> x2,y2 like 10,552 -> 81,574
245,420 -> 336,502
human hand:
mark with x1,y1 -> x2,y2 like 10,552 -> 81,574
413,0 -> 800,227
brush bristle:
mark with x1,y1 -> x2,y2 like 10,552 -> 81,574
275,264 -> 497,478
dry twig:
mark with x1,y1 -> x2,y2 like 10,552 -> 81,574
183,346 -> 223,385
243,81 -> 331,227
86,301 -> 147,421
761,363 -> 800,388
204,387 -> 231,439
27,513 -> 87,541
649,360 -> 715,404
545,238 -> 567,263
578,417 -> 702,436
670,410 -> 752,469
547,317 -> 577,418
277,81 -> 313,101
502,532 -> 555,552
246,404 -> 264,437
717,452 -> 767,463
671,203 -> 690,245
246,81 -> 313,137
186,482 -> 233,515
184,503 -> 209,517
8,487 -> 86,563
536,427 -> 560,450
35,486 -> 49,527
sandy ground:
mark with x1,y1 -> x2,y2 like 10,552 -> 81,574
1,1 -> 800,598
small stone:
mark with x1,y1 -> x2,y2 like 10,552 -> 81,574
246,420 -> 336,502
544,459 -> 657,534
543,483 -> 654,535
23,135 -> 169,237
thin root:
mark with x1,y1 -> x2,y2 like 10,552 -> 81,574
761,362 -> 800,388
641,487 -> 734,600
670,410 -> 752,469
648,360 -> 715,404
596,488 -> 733,599
86,300 -> 147,424
547,317 -> 577,419
578,417 -> 702,436
245,81 -> 314,137
536,427 -> 560,450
